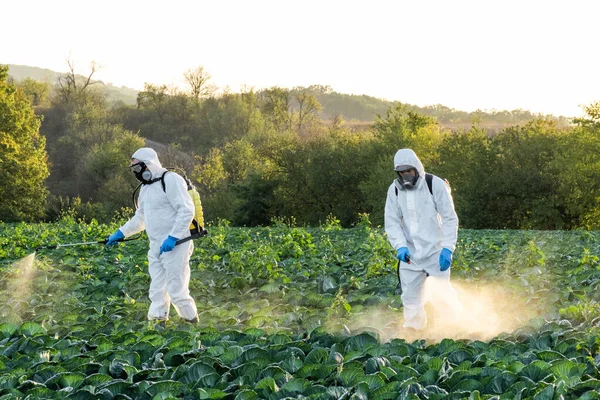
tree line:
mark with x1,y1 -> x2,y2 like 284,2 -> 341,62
8,64 -> 569,130
2,63 -> 599,230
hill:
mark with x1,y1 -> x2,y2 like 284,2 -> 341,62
7,64 -> 138,106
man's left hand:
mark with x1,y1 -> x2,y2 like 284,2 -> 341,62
159,236 -> 179,255
439,248 -> 453,271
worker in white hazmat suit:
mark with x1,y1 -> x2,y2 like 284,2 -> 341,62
384,148 -> 461,330
106,148 -> 198,323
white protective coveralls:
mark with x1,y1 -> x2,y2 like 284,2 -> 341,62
384,149 -> 460,330
119,148 -> 198,321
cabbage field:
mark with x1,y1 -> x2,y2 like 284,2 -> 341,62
1,217 -> 600,399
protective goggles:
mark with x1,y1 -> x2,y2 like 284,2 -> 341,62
396,168 -> 415,175
129,161 -> 146,173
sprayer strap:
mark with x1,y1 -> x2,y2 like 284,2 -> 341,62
159,168 -> 192,193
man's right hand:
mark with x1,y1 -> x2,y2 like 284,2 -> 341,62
396,247 -> 410,263
106,229 -> 124,246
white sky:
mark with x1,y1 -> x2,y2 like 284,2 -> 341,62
2,0 -> 599,117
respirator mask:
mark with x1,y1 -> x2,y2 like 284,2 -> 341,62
396,167 -> 419,190
130,161 -> 153,184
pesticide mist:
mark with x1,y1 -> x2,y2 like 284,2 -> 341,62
338,276 -> 541,343
1,253 -> 37,320
414,277 -> 540,342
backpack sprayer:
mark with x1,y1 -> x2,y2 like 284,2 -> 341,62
131,166 -> 208,244
36,167 -> 207,252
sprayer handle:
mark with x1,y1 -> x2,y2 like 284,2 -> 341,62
175,229 -> 208,246
102,237 -> 127,246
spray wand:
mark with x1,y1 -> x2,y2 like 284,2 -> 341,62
396,256 -> 430,295
34,236 -> 141,252
34,229 -> 208,252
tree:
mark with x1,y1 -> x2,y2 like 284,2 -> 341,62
78,131 -> 145,209
359,106 -> 445,226
294,89 -> 322,132
55,59 -> 101,107
572,101 -> 600,129
137,83 -> 168,123
261,87 -> 293,132
0,65 -> 50,221
553,103 -> 600,229
43,59 -> 107,147
16,78 -> 50,107
184,66 -> 214,100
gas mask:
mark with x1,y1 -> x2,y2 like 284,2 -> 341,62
396,168 -> 419,190
130,161 -> 154,184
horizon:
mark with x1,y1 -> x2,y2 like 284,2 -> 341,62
3,0 -> 599,118
7,62 -> 572,119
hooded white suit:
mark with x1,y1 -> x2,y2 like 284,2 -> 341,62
384,149 -> 460,330
119,148 -> 198,321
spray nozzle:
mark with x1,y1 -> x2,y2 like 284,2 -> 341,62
34,245 -> 58,252
404,257 -> 430,277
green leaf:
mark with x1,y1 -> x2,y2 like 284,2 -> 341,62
19,322 -> 46,337
338,367 -> 364,386
82,373 -> 113,387
360,373 -> 386,390
484,371 -> 519,394
419,368 -> 438,386
33,367 -> 66,384
239,347 -> 270,364
344,332 -> 379,352
530,335 -> 553,351
109,359 -> 128,379
190,388 -> 226,399
468,391 -> 482,400
0,323 -> 19,338
326,386 -> 350,398
280,378 -> 310,394
298,364 -> 335,380
578,390 -> 600,400
448,349 -> 473,364
199,373 -> 221,388
280,356 -> 303,373
532,383 -> 555,400
152,391 -> 181,400
234,389 -> 258,400
321,276 -> 338,293
145,380 -> 186,397
45,372 -> 86,390
254,377 -> 278,393
66,387 -> 97,400
452,378 -> 484,392
550,359 -> 585,386
98,379 -> 131,396
17,380 -> 47,392
180,362 -> 217,385
259,283 -> 281,293
304,347 -> 329,365
365,356 -> 390,374
536,350 -> 566,362
268,333 -> 292,345
221,345 -> 244,365
519,361 -> 551,382
572,378 -> 600,393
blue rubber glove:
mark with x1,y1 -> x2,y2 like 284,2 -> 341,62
159,235 -> 179,255
106,229 -> 124,246
396,247 -> 410,263
440,248 -> 453,271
